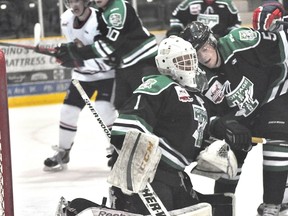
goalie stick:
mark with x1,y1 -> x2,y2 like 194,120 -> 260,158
71,79 -> 172,216
207,136 -> 288,147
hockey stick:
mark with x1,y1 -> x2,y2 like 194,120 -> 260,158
72,79 -> 111,139
0,41 -> 56,57
34,23 -> 41,46
71,79 -> 171,216
252,137 -> 288,147
0,23 -> 52,56
207,136 -> 288,146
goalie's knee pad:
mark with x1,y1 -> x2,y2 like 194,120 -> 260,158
197,192 -> 235,216
65,198 -> 100,216
109,186 -> 148,214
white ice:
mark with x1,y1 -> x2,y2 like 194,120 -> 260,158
9,104 -> 263,216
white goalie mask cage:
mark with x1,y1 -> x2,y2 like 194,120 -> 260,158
155,36 -> 208,92
64,0 -> 90,9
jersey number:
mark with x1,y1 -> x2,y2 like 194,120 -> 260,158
261,31 -> 277,41
107,27 -> 120,41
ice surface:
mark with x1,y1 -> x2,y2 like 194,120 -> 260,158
9,104 -> 263,216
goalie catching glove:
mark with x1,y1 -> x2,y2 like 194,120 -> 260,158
191,140 -> 238,180
107,130 -> 162,194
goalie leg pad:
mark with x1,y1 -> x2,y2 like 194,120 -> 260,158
107,130 -> 162,194
61,197 -> 212,216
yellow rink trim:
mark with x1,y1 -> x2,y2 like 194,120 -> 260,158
8,91 -> 98,108
8,93 -> 66,108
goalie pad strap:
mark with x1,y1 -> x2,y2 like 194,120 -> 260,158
107,130 -> 161,194
126,132 -> 141,191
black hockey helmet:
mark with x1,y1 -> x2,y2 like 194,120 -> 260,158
180,21 -> 213,51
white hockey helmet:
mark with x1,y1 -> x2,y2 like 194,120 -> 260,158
155,36 -> 208,92
64,0 -> 90,9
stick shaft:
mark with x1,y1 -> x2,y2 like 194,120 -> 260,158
72,79 -> 111,140
0,42 -> 56,56
71,79 -> 171,216
252,137 -> 288,146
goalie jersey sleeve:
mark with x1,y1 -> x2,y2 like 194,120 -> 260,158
110,75 -> 210,171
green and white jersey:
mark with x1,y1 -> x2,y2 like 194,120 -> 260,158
92,0 -> 158,68
167,0 -> 241,37
216,27 -> 288,118
111,75 -> 210,170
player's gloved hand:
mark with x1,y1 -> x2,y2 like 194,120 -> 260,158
103,54 -> 121,68
210,118 -> 252,152
55,42 -> 103,67
224,120 -> 252,152
54,43 -> 84,68
252,1 -> 284,31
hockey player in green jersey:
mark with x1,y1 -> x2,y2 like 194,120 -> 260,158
181,21 -> 288,215
55,0 -> 159,111
167,0 -> 241,38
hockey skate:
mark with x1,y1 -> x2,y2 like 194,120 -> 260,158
55,196 -> 69,216
257,203 -> 281,216
43,146 -> 70,172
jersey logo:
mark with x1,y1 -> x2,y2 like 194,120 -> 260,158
189,4 -> 201,15
193,96 -> 208,148
175,86 -> 193,102
138,79 -> 157,90
109,13 -> 122,28
205,80 -> 224,104
225,76 -> 259,117
197,14 -> 219,28
239,30 -> 257,41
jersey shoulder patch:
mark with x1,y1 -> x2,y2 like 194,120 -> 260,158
218,27 -> 261,63
103,0 -> 126,29
217,0 -> 239,13
134,75 -> 177,95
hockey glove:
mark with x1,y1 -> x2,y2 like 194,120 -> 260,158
210,118 -> 252,152
54,43 -> 84,68
55,43 -> 101,67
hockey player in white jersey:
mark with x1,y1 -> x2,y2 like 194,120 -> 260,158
43,0 -> 117,171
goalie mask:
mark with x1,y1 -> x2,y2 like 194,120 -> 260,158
155,36 -> 208,92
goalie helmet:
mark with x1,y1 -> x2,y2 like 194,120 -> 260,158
252,1 -> 284,31
180,21 -> 217,51
155,36 -> 208,92
64,0 -> 90,9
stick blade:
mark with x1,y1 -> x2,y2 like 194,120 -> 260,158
34,23 -> 41,46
